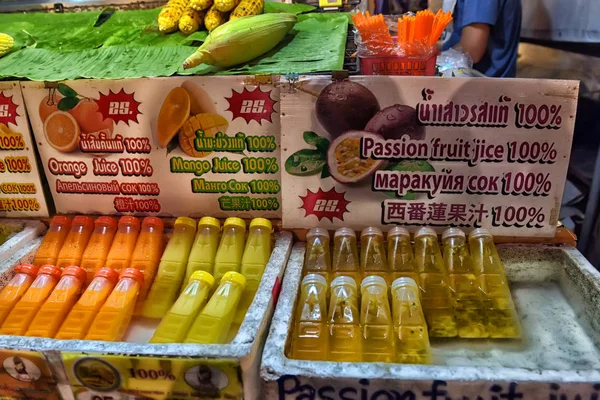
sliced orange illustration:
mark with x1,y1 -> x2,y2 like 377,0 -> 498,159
157,87 -> 191,148
43,111 -> 80,153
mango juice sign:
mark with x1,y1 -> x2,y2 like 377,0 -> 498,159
280,77 -> 578,236
0,82 -> 48,218
21,77 -> 281,218
0,349 -> 59,399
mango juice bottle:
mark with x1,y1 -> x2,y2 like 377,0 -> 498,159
0,265 -> 62,335
468,228 -> 521,338
184,271 -> 246,344
304,228 -> 331,282
414,227 -> 457,338
150,271 -> 215,343
185,217 -> 221,282
391,277 -> 431,364
80,217 -> 118,285
105,216 -> 141,272
328,276 -> 360,362
141,217 -> 196,319
361,227 -> 389,282
289,273 -> 328,360
213,218 -> 246,281
442,228 -> 487,338
130,217 -> 165,311
56,216 -> 94,269
86,268 -> 144,342
235,218 -> 272,325
26,266 -> 86,337
387,227 -> 419,285
0,264 -> 39,325
331,228 -> 360,284
56,267 -> 119,340
33,216 -> 71,267
360,275 -> 395,362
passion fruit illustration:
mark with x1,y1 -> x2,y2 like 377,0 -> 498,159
327,130 -> 385,184
316,81 -> 380,139
365,104 -> 425,140
383,159 -> 435,199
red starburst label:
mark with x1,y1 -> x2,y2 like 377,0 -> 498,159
299,188 -> 351,222
225,87 -> 276,124
97,89 -> 142,125
0,91 -> 20,126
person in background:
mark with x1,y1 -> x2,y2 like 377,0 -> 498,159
442,0 -> 522,77
375,0 -> 427,17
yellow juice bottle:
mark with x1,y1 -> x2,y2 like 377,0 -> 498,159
0,265 -> 62,335
442,228 -> 487,338
0,264 -> 39,326
468,228 -> 521,338
86,268 -> 144,342
327,276 -> 360,362
141,217 -> 196,319
391,277 -> 431,364
235,218 -> 272,325
289,273 -> 328,360
56,216 -> 95,269
105,216 -> 141,272
331,228 -> 360,284
387,227 -> 419,285
150,271 -> 215,343
26,266 -> 87,338
80,217 -> 118,286
184,217 -> 221,283
184,271 -> 246,344
414,227 -> 457,338
361,227 -> 389,282
304,227 -> 331,282
213,218 -> 246,281
360,275 -> 395,362
33,216 -> 71,267
55,267 -> 119,340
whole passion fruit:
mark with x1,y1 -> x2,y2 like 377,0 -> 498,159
365,104 -> 425,140
316,81 -> 380,139
327,130 -> 385,184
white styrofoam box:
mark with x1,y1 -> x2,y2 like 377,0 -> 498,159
0,219 -> 46,261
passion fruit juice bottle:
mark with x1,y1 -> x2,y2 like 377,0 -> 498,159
80,216 -> 118,286
442,228 -> 487,338
361,227 -> 388,282
360,275 -> 394,362
185,217 -> 221,282
468,228 -> 521,338
331,228 -> 360,284
391,277 -> 431,364
213,218 -> 246,281
56,216 -> 94,269
328,276 -> 360,362
0,264 -> 39,325
105,216 -> 141,272
414,227 -> 457,338
304,228 -> 331,282
387,227 -> 419,285
289,274 -> 328,360
33,216 -> 71,267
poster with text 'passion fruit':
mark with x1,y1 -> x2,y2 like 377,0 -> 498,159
280,76 -> 578,236
21,77 -> 281,218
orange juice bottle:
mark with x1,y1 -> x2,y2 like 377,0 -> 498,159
130,217 -> 165,311
26,266 -> 86,338
331,228 -> 360,284
387,227 -> 419,285
185,217 -> 221,282
56,267 -> 120,340
33,216 -> 71,267
213,218 -> 246,281
0,265 -> 62,335
105,216 -> 141,272
360,275 -> 395,362
86,268 -> 144,342
0,264 -> 39,325
304,227 -> 331,282
80,216 -> 118,285
56,216 -> 94,269
361,227 -> 389,282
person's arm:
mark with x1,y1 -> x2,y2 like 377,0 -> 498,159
458,23 -> 491,63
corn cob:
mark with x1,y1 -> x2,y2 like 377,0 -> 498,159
204,5 -> 229,32
158,0 -> 189,33
215,0 -> 240,12
0,33 -> 14,58
189,0 -> 213,11
183,13 -> 297,69
179,8 -> 205,35
230,0 -> 263,19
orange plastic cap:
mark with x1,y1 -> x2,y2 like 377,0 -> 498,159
142,216 -> 164,231
120,268 -> 144,286
62,266 -> 87,283
39,265 -> 62,281
15,264 -> 39,277
96,216 -> 118,230
73,215 -> 95,231
93,267 -> 120,285
50,215 -> 71,227
118,216 -> 141,230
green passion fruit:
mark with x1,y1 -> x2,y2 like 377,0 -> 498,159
327,130 -> 385,184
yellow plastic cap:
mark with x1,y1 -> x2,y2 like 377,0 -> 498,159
250,218 -> 272,231
224,217 -> 246,230
222,271 -> 246,288
198,216 -> 220,229
190,270 -> 215,288
175,216 -> 196,229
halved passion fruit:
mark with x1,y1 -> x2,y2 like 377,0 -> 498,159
327,130 -> 385,184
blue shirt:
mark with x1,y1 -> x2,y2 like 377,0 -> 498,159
443,0 -> 522,77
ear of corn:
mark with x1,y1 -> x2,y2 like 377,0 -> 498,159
158,0 -> 189,33
230,0 -> 264,19
0,33 -> 14,58
189,0 -> 213,11
179,8 -> 205,35
214,0 -> 240,12
183,13 -> 297,69
204,5 -> 229,32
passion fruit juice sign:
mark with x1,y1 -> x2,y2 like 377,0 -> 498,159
281,76 -> 578,236
21,77 -> 281,218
